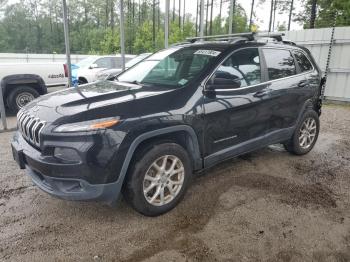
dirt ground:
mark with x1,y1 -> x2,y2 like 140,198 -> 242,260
0,105 -> 349,262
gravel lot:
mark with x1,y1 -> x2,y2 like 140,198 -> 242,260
0,105 -> 349,262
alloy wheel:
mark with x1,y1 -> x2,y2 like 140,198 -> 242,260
299,117 -> 317,149
143,155 -> 185,207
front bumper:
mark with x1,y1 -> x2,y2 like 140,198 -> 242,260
11,132 -> 123,205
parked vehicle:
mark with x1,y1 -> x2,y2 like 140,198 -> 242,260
0,62 -> 68,112
11,33 -> 323,216
96,53 -> 152,81
74,55 -> 134,84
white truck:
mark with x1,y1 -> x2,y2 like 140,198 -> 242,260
0,62 -> 68,112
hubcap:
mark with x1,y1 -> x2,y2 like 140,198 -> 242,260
299,117 -> 317,149
143,155 -> 185,207
16,92 -> 35,108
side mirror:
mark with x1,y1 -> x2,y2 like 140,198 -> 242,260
212,77 -> 241,88
89,63 -> 98,69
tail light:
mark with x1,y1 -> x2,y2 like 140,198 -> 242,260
63,64 -> 68,77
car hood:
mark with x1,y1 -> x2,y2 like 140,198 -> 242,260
23,81 -> 177,123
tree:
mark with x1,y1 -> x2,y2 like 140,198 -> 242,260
295,0 -> 350,28
0,0 -> 249,55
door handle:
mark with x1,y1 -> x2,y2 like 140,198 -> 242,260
298,80 -> 308,87
254,89 -> 271,98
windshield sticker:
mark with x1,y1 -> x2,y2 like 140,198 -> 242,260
194,50 -> 221,57
178,79 -> 188,85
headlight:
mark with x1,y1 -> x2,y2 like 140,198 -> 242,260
54,117 -> 120,133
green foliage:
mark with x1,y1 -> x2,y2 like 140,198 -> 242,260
296,0 -> 350,28
0,0 -> 249,55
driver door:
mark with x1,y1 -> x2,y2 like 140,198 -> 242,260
203,47 -> 272,166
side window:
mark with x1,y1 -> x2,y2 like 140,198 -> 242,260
213,48 -> 261,88
95,58 -> 113,69
262,49 -> 296,80
294,51 -> 313,72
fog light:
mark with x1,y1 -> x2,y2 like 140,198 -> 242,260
54,147 -> 81,163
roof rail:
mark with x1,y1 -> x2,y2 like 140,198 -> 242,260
184,32 -> 296,46
186,32 -> 255,43
256,33 -> 285,42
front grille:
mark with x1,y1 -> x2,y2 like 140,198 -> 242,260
17,111 -> 46,147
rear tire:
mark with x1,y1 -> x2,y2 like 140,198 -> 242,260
123,143 -> 192,217
284,110 -> 320,155
7,86 -> 40,113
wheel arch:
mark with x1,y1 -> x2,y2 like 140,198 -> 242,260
296,99 -> 315,126
78,76 -> 88,84
1,74 -> 47,104
118,125 -> 203,185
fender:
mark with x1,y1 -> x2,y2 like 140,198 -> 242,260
1,74 -> 47,97
117,125 -> 202,185
295,99 -> 314,127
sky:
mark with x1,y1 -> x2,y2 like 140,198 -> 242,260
161,0 -> 303,31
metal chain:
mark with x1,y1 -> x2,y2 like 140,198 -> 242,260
321,11 -> 337,100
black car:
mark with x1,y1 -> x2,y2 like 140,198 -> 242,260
11,33 -> 323,216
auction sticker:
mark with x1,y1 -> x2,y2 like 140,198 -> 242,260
194,50 -> 221,57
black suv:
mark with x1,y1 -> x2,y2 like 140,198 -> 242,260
11,33 -> 322,216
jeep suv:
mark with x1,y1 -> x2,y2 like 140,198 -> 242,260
11,33 -> 322,216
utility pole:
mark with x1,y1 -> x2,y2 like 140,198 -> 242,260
268,0 -> 274,32
272,0 -> 277,31
249,0 -> 255,31
62,0 -> 72,87
183,0 -> 185,31
200,0 -> 205,38
165,0 -> 170,48
209,0 -> 214,35
172,0 -> 175,22
228,0 -> 235,34
219,0 -> 223,32
205,0 -> 209,35
179,0 -> 181,29
195,0 -> 199,36
310,0 -> 317,28
153,0 -> 156,48
119,0 -> 126,71
288,0 -> 294,31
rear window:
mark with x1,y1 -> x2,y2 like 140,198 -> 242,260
262,49 -> 296,80
294,51 -> 313,72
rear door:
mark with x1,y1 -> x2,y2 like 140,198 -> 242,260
203,47 -> 272,165
261,48 -> 306,133
293,50 -> 321,98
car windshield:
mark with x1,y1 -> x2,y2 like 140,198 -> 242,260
76,56 -> 97,68
125,53 -> 151,68
117,47 -> 221,87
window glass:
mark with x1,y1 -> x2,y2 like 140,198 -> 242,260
214,48 -> 261,88
118,47 -> 219,87
263,49 -> 296,80
95,58 -> 113,69
294,51 -> 313,72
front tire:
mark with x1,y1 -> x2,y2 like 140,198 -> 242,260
284,110 -> 320,155
7,86 -> 40,113
123,143 -> 192,216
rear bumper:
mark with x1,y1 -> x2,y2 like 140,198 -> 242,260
11,132 -> 123,205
